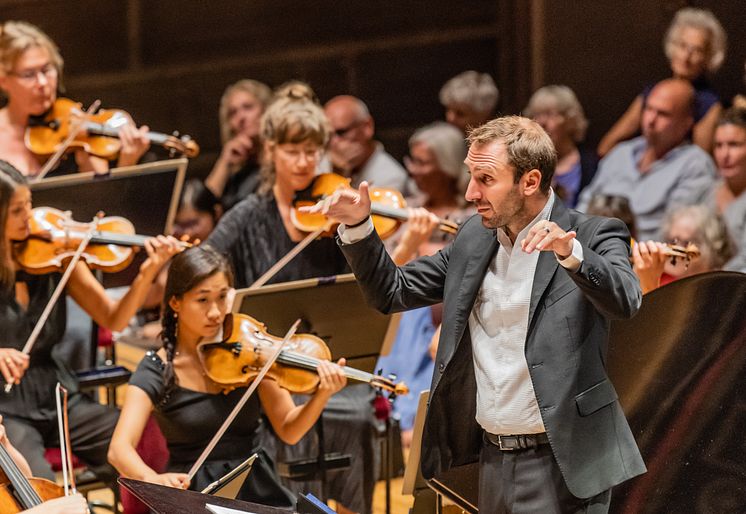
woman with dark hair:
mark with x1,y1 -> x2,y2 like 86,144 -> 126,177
0,159 -> 181,481
172,178 -> 223,244
108,246 -> 347,507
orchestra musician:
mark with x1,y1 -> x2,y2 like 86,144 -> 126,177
0,20 -> 151,177
204,88 -> 374,513
107,246 -> 347,506
0,159 -> 181,482
0,415 -> 89,514
307,116 -> 646,513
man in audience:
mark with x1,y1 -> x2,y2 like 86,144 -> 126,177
439,70 -> 499,134
578,79 -> 716,240
324,95 -> 409,192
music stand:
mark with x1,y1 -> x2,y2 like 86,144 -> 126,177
119,477 -> 290,514
232,273 -> 400,373
30,158 -> 187,287
201,453 -> 258,499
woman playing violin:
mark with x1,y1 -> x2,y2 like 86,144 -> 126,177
0,159 -> 181,481
108,246 -> 347,506
0,415 -> 89,514
0,21 -> 150,177
205,86 -> 348,287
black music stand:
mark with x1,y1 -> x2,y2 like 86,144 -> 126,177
30,158 -> 187,287
232,273 -> 400,373
119,477 -> 291,514
232,273 -> 400,501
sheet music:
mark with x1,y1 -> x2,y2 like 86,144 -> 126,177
205,504 -> 256,514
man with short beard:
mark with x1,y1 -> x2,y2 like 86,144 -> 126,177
303,115 -> 645,513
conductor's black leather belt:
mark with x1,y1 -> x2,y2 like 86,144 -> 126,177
485,431 -> 550,451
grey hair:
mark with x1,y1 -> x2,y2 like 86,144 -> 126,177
439,71 -> 499,114
523,85 -> 589,143
664,7 -> 727,73
409,122 -> 467,180
661,204 -> 734,269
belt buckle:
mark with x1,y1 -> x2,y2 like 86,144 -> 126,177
497,435 -> 517,451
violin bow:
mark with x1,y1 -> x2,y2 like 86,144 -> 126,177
187,318 -> 301,481
5,217 -> 98,393
247,227 -> 328,290
32,99 -> 102,183
54,383 -> 76,495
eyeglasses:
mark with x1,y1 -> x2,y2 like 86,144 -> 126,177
404,155 -> 435,169
276,145 -> 322,163
672,39 -> 706,60
332,120 -> 364,139
9,63 -> 58,84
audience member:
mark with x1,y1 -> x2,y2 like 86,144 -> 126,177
578,79 -> 716,240
633,205 -> 733,293
439,70 -> 498,134
324,95 -> 408,192
707,107 -> 746,271
598,8 -> 727,156
524,85 -> 597,207
585,194 -> 637,239
204,79 -> 272,211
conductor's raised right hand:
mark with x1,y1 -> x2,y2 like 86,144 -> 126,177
298,181 -> 372,227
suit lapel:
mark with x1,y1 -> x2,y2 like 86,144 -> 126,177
528,201 -> 574,329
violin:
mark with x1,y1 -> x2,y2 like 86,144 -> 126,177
0,443 -> 64,512
197,313 -> 409,396
25,97 -> 200,160
291,173 -> 459,238
630,240 -> 701,266
14,206 -> 189,275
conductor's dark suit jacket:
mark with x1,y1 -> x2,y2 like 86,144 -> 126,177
339,200 -> 647,499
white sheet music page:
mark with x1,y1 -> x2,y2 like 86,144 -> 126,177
205,504 -> 256,514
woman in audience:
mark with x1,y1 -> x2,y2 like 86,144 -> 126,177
108,246 -> 346,506
204,79 -> 272,211
439,71 -> 499,134
598,7 -> 727,156
707,107 -> 746,271
0,159 -> 180,482
0,21 -> 150,176
524,85 -> 597,207
633,205 -> 734,294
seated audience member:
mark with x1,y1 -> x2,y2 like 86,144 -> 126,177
393,121 -> 470,264
598,8 -> 727,156
439,70 -> 498,134
633,205 -> 734,294
708,107 -> 746,271
0,415 -> 89,514
323,95 -> 408,192
204,79 -> 272,211
577,79 -> 716,241
108,246 -> 347,507
524,85 -> 597,208
585,194 -> 637,239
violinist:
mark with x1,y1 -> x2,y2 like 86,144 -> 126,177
0,159 -> 181,481
205,87 -> 348,287
0,416 -> 89,514
204,87 -> 372,513
0,21 -> 150,177
108,246 -> 347,507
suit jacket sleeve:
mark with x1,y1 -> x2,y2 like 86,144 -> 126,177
337,229 -> 451,314
568,216 -> 642,320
